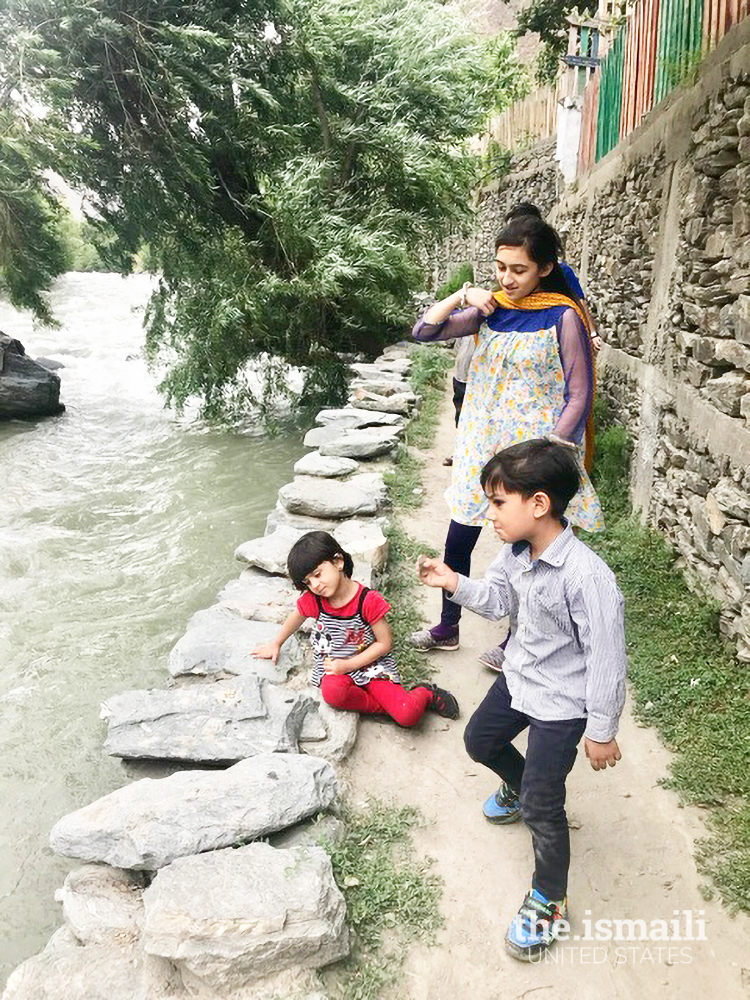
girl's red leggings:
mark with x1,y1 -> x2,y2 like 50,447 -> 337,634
320,674 -> 432,727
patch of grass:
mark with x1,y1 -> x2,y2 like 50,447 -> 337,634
583,403 -> 750,911
381,521 -> 439,688
321,800 -> 443,1000
405,346 -> 453,451
382,445 -> 424,510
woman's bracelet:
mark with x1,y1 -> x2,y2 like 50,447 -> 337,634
459,281 -> 471,309
547,433 -> 577,450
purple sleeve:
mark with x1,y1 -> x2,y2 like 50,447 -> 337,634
553,308 -> 594,444
412,307 -> 483,342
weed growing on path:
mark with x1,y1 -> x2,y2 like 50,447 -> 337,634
381,522 -> 439,688
404,347 -> 453,451
321,800 -> 443,1000
380,344 -> 449,686
584,406 -> 750,911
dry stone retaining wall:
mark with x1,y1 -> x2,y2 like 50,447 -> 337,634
555,21 -> 750,661
425,136 -> 563,289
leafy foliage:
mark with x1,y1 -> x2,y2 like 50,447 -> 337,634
436,262 -> 475,301
0,111 -> 70,323
505,0 -> 598,84
0,0 -> 506,416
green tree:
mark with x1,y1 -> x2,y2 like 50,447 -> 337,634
506,0 -> 598,84
0,111 -> 71,324
1,0 -> 498,417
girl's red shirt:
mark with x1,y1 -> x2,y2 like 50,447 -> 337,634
297,583 -> 391,624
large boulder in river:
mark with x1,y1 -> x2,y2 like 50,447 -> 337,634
216,567 -> 299,623
101,678 -> 315,763
234,525 -> 306,575
293,451 -> 359,478
314,406 -> 404,429
168,606 -> 302,682
318,426 -> 400,460
142,843 -> 349,990
49,754 -> 338,870
0,928 -> 165,1000
278,476 -> 378,518
0,333 -> 65,419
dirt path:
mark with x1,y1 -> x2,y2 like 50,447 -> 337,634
340,383 -> 750,999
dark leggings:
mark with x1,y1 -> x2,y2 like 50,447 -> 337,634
441,519 -> 482,630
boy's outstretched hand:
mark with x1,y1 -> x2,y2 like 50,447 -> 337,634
415,555 -> 458,593
584,737 -> 622,770
253,641 -> 281,664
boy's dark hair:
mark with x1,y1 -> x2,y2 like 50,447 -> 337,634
480,439 -> 580,520
287,531 -> 354,591
505,202 -> 544,223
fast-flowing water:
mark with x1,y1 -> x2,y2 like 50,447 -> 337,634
0,273 -> 306,981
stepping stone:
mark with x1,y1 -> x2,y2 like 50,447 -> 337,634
216,569 -> 299,623
303,423 -> 352,448
350,377 -> 413,396
142,843 -> 349,990
101,678 -> 315,763
346,472 -> 389,509
314,407 -> 404,429
55,865 -> 146,946
334,518 -> 389,571
265,503 -> 343,536
318,426 -> 400,460
350,360 -> 412,379
1,928 -> 155,1000
300,686 -> 358,763
270,814 -> 347,850
49,754 -> 338,870
234,525 -> 306,575
168,608 -> 303,683
278,476 -> 378,518
349,388 -> 417,414
293,451 -> 359,478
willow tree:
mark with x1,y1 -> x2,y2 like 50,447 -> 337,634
1,0 -> 493,415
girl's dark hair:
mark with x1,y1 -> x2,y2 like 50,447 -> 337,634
505,201 -> 543,222
494,216 -> 581,306
480,439 -> 580,520
287,531 -> 353,591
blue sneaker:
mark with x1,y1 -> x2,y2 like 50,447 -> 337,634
505,888 -> 568,962
482,783 -> 521,824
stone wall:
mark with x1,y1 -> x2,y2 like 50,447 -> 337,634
425,136 -> 563,289
554,19 -> 750,661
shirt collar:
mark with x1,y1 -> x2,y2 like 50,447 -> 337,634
511,520 -> 574,568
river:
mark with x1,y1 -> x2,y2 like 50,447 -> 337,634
0,273 -> 306,982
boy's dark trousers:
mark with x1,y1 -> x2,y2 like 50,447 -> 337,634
464,672 -> 586,901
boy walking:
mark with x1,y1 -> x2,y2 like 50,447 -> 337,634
417,439 -> 627,961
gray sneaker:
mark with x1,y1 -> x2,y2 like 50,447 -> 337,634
478,644 -> 505,672
409,628 -> 459,652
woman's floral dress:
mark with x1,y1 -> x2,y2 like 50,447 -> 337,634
415,302 -> 604,532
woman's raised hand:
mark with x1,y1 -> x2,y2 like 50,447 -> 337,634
465,286 -> 497,316
416,555 -> 459,592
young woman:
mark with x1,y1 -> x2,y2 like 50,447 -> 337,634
410,215 -> 604,652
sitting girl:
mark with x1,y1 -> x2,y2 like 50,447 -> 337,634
253,531 -> 459,726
